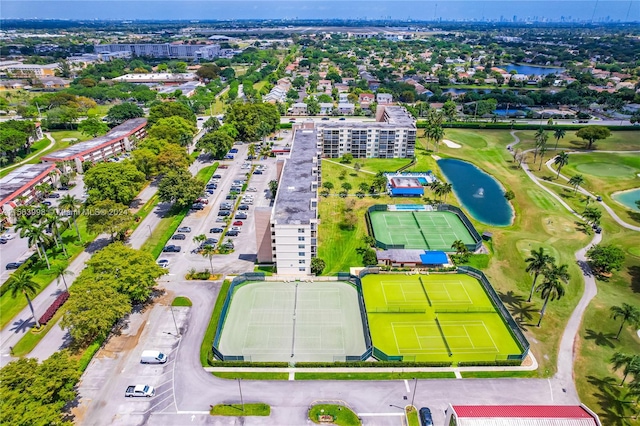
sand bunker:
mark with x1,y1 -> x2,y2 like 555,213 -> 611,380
442,139 -> 461,148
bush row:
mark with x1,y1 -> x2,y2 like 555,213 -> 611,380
208,361 -> 290,368
295,360 -> 453,368
38,291 -> 70,326
456,360 -> 523,367
416,121 -> 638,131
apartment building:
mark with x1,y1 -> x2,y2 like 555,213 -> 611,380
317,105 -> 416,159
262,123 -> 321,275
0,163 -> 59,223
94,43 -> 221,59
41,118 -> 147,172
0,62 -> 59,78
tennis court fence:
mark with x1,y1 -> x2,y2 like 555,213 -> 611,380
369,307 -> 426,314
435,307 -> 496,314
458,266 -> 530,361
436,204 -> 482,251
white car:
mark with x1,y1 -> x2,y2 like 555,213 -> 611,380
157,259 -> 169,268
247,187 -> 257,192
2,233 -> 15,240
231,226 -> 241,232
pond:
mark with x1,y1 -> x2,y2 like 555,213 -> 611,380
612,188 -> 640,212
437,158 -> 514,226
493,108 -> 528,117
504,64 -> 565,76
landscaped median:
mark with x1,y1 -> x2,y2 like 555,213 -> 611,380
210,403 -> 270,416
405,406 -> 420,426
308,404 -> 360,426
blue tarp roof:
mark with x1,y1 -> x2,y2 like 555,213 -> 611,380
420,251 -> 448,264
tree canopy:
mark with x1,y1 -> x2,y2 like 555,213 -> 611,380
105,102 -> 144,126
223,102 -> 280,142
196,130 -> 234,159
575,126 -> 611,150
148,101 -> 196,125
84,162 -> 146,205
158,168 -> 204,208
586,244 -> 625,274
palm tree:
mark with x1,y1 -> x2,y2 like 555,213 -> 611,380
582,206 -> 602,226
568,175 -> 585,194
58,194 -> 82,242
553,128 -> 566,151
6,271 -> 42,328
15,216 -> 44,260
247,143 -> 256,158
538,145 -> 548,171
536,263 -> 569,327
553,152 -> 569,179
52,264 -> 74,291
533,128 -> 546,163
44,212 -> 67,256
193,234 -> 206,246
200,245 -> 217,272
610,352 -> 640,386
525,247 -> 554,302
610,303 -> 640,340
440,182 -> 453,203
30,223 -> 52,269
432,125 -> 445,153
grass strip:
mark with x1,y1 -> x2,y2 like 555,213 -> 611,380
212,372 -> 288,380
295,372 -> 456,380
460,370 -> 539,378
210,403 -> 270,416
11,307 -> 66,356
130,194 -> 159,231
195,163 -> 219,182
171,296 -> 192,307
0,216 -> 96,328
308,404 -> 361,426
78,335 -> 106,372
200,279 -> 231,366
140,206 -> 189,259
406,406 -> 420,426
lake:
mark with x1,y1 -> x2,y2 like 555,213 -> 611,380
437,158 -> 514,226
612,188 -> 640,212
504,64 -> 565,76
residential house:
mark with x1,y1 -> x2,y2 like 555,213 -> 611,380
337,102 -> 355,115
290,102 -> 308,115
319,103 -> 334,115
377,93 -> 393,104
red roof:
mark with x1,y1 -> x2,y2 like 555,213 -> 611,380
453,406 -> 594,419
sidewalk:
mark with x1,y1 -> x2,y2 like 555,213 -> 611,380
0,182 -> 159,366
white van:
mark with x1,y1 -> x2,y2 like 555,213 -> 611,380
140,350 -> 168,364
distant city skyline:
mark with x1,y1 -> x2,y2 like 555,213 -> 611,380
2,1 -> 639,22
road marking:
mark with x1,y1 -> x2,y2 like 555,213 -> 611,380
404,379 -> 410,392
548,378 -> 554,402
289,371 -> 295,381
358,412 -> 405,417
176,411 -> 210,414
454,370 -> 462,379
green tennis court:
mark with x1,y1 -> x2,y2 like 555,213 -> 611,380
217,281 -> 367,362
369,210 -> 476,251
362,274 -> 523,363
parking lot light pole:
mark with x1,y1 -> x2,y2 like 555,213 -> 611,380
411,377 -> 418,407
170,306 -> 180,336
147,224 -> 152,236
237,378 -> 244,412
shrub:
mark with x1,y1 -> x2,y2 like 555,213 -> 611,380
38,291 -> 70,325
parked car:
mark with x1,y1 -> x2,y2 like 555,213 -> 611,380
226,194 -> 237,200
191,203 -> 205,210
419,408 -> 433,426
196,198 -> 209,204
59,186 -> 69,190
218,165 -> 228,169
47,193 -> 61,198
177,227 -> 191,233
339,117 -> 346,120
221,203 -> 232,209
209,227 -> 224,233
205,184 -> 217,189
596,195 -> 603,202
0,238 -> 7,244
140,350 -> 167,364
162,245 -> 181,253
230,226 -> 241,232
235,213 -> 248,220
222,242 -> 234,250
157,259 -> 169,268
230,148 -> 238,153
321,117 -> 330,121
2,233 -> 15,240
247,187 -> 257,192
172,233 -> 186,240
5,261 -> 24,270
238,205 -> 249,210
225,230 -> 239,237
213,174 -> 222,179
125,385 -> 155,398
253,170 -> 263,175
215,217 -> 226,223
43,201 -> 52,206
225,154 -> 234,160
218,210 -> 231,216
206,189 -> 215,195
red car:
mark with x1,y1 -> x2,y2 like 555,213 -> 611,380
219,165 -> 229,169
232,221 -> 243,226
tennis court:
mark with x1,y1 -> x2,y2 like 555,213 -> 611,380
362,274 -> 523,363
217,281 -> 367,362
369,210 -> 477,251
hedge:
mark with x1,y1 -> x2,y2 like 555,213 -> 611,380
416,121 -> 639,131
456,360 -> 523,367
38,291 -> 69,325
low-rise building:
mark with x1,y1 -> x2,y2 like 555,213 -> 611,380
290,102 -> 308,115
445,404 -> 601,426
0,62 -> 58,78
111,73 -> 197,84
95,43 -> 222,59
319,103 -> 334,115
376,93 -> 393,104
337,102 -> 355,115
156,81 -> 203,98
1,163 -> 59,223
41,118 -> 147,172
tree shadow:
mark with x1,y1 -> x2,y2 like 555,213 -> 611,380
584,329 -> 616,348
9,316 -> 35,334
587,375 -> 637,426
625,210 -> 640,225
628,266 -> 640,294
498,291 -> 536,331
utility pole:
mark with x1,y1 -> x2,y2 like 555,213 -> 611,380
411,377 -> 418,407
170,306 -> 180,336
237,378 -> 244,412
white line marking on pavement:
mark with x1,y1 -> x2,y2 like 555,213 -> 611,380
404,379 -> 410,392
176,411 -> 210,415
454,370 -> 462,379
358,413 -> 406,417
548,378 -> 554,402
289,371 -> 295,381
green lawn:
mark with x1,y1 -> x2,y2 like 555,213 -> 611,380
140,206 -> 189,259
171,296 -> 192,307
406,406 -> 420,426
514,129 -> 640,152
308,404 -> 361,426
0,137 -> 53,178
201,280 -> 231,366
210,403 -> 271,416
11,307 -> 66,356
460,370 -> 539,378
295,372 -> 456,380
0,215 -> 96,329
212,372 -> 289,380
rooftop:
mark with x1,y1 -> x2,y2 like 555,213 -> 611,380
42,118 -> 147,161
318,121 -> 410,130
452,405 -> 600,426
0,163 -> 56,205
112,73 -> 196,82
272,128 -> 318,225
383,105 -> 417,127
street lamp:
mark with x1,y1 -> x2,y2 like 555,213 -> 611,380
411,377 -> 418,407
237,378 -> 244,412
170,306 -> 180,336
147,224 -> 152,236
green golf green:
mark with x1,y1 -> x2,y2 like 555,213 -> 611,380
368,210 -> 477,251
361,274 -> 523,363
575,162 -> 636,178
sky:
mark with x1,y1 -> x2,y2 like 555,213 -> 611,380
2,0 -> 639,22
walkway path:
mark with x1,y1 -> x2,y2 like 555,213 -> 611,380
543,151 -> 640,232
510,130 -> 603,400
0,132 -> 55,174
323,159 -> 377,175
